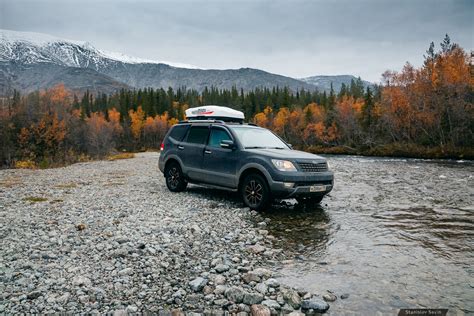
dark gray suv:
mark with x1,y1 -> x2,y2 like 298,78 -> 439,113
159,120 -> 334,210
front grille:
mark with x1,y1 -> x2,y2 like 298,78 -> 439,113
297,162 -> 328,172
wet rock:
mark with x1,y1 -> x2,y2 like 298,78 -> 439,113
189,277 -> 207,292
323,293 -> 337,302
250,304 -> 271,316
282,288 -> 301,309
341,293 -> 350,299
301,297 -> 330,313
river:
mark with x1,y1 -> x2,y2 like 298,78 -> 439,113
264,156 -> 473,315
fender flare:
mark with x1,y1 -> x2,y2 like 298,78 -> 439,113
237,162 -> 274,187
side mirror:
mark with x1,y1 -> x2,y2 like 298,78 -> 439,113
220,140 -> 235,149
287,143 -> 293,149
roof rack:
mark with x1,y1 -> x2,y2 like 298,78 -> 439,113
178,119 -> 225,124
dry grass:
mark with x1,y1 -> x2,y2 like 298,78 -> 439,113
23,196 -> 48,203
107,153 -> 135,161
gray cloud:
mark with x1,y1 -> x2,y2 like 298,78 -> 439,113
1,0 -> 472,81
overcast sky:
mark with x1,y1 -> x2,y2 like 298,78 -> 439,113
1,0 -> 472,82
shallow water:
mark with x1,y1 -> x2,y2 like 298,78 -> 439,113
264,156 -> 474,315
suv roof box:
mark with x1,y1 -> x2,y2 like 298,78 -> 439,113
185,105 -> 245,123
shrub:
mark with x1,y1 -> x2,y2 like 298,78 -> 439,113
14,160 -> 36,169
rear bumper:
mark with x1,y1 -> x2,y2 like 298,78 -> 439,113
268,171 -> 334,198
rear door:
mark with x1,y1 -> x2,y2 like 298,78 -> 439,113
179,125 -> 210,180
202,126 -> 239,188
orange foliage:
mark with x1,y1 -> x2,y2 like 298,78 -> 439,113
129,106 -> 145,140
108,108 -> 123,136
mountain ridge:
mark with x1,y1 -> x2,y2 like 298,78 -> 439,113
0,29 -> 372,95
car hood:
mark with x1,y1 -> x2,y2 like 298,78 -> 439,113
245,148 -> 326,161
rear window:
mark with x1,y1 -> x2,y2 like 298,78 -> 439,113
169,125 -> 189,141
186,126 -> 209,144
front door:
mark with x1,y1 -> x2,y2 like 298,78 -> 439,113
202,126 -> 239,188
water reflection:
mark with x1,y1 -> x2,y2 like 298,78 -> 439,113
261,202 -> 333,258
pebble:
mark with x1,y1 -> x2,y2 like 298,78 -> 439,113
323,293 -> 337,302
189,277 -> 208,292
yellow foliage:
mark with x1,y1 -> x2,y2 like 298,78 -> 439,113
15,160 -> 36,169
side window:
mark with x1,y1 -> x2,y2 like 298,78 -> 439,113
186,126 -> 209,144
208,128 -> 232,148
169,125 -> 189,141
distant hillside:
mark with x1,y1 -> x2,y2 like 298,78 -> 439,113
0,63 -> 130,95
300,75 -> 373,92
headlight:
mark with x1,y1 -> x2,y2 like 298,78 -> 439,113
326,161 -> 330,169
271,159 -> 297,172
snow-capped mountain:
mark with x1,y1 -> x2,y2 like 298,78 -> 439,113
0,29 -> 371,95
0,29 -> 199,69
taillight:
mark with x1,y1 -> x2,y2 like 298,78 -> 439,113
160,142 -> 165,151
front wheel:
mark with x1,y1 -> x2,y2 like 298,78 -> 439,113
165,162 -> 187,192
241,174 -> 271,211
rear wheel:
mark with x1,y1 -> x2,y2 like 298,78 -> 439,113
241,174 -> 271,211
165,162 -> 187,192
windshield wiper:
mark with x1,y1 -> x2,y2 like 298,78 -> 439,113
267,147 -> 286,149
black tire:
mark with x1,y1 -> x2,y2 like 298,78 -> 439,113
165,162 -> 187,192
296,195 -> 324,205
241,173 -> 271,211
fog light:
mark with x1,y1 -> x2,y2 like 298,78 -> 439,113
283,182 -> 294,188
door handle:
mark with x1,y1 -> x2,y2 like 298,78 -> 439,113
204,150 -> 212,154
178,145 -> 184,150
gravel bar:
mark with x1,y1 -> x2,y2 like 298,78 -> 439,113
0,152 -> 329,315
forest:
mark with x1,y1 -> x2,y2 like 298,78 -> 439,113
0,35 -> 472,168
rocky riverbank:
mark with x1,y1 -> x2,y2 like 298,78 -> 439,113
0,152 -> 332,315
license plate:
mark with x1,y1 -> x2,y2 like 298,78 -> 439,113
309,185 -> 326,192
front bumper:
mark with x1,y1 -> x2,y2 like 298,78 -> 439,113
268,171 -> 334,198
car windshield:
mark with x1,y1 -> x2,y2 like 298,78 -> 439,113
230,126 -> 289,149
